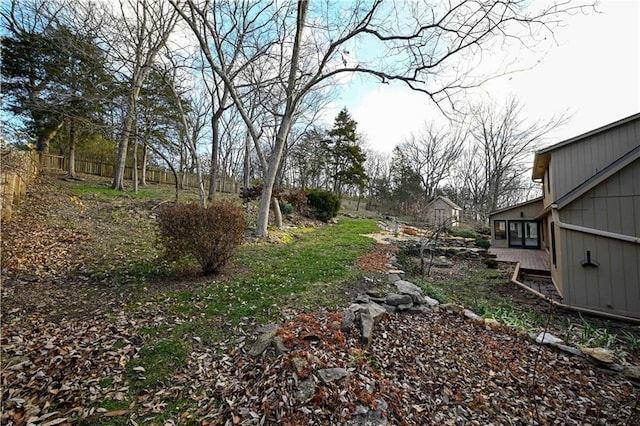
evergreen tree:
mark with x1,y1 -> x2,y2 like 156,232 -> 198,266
325,108 -> 368,198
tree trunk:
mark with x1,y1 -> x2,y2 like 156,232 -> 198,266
67,119 -> 76,178
140,142 -> 148,186
255,0 -> 308,237
132,135 -> 139,194
271,197 -> 283,229
243,130 -> 251,189
37,121 -> 64,153
208,114 -> 219,201
112,93 -> 137,190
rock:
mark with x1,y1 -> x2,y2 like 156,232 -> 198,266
295,379 -> 317,402
317,368 -> 349,383
623,365 -> 640,380
484,318 -> 500,329
387,269 -> 405,277
341,308 -> 356,331
580,347 -> 617,364
424,296 -> 440,307
355,294 -> 371,304
463,309 -> 483,321
407,305 -> 432,314
366,288 -> 388,299
534,332 -> 564,346
432,256 -> 453,268
553,343 -> 583,357
441,303 -> 465,315
394,280 -> 426,304
348,399 -> 388,426
248,324 -> 280,356
385,293 -> 413,306
380,304 -> 398,313
290,355 -> 321,378
272,336 -> 289,354
359,303 -> 387,347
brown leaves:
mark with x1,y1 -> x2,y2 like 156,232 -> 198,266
199,311 -> 639,425
356,244 -> 397,273
1,311 -> 140,425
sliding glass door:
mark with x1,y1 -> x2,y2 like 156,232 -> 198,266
508,220 -> 540,248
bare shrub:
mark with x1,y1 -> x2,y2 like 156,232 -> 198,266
157,200 -> 246,274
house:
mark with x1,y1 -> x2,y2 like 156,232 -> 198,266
488,197 -> 544,250
489,112 -> 640,320
425,195 -> 462,228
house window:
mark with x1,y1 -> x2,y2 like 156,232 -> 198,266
494,220 -> 506,240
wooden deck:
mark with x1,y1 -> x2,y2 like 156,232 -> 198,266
488,248 -> 551,273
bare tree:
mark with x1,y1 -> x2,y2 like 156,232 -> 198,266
107,0 -> 178,191
173,0 -> 589,237
458,96 -> 567,220
397,122 -> 467,201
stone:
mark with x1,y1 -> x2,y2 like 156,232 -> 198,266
317,368 -> 349,383
359,303 -> 387,347
394,280 -> 426,304
348,399 -> 388,426
291,356 -> 310,378
424,296 -> 440,307
355,294 -> 371,304
341,309 -> 356,332
272,336 -> 289,354
387,269 -> 405,276
366,288 -> 388,299
580,347 -> 617,364
380,304 -> 398,313
623,365 -> 640,380
248,324 -> 280,356
407,305 -> 432,314
463,309 -> 483,321
441,303 -> 465,315
553,343 -> 583,357
484,318 -> 500,329
385,293 -> 413,306
432,256 -> 453,268
534,332 -> 564,346
396,303 -> 414,311
295,379 -> 316,402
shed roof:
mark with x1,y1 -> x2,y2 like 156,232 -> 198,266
427,195 -> 462,211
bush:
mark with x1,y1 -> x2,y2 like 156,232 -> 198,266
475,237 -> 491,249
157,201 -> 246,274
306,189 -> 340,222
282,190 -> 310,215
240,185 -> 263,203
278,200 -> 294,215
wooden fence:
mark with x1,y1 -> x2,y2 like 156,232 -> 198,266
37,154 -> 241,194
1,151 -> 38,223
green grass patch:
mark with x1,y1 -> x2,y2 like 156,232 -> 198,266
141,218 -> 379,338
127,339 -> 189,390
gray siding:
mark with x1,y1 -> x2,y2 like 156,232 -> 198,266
489,199 -> 543,248
562,228 -> 640,318
550,118 -> 640,201
560,158 -> 640,236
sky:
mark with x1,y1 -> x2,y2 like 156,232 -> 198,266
330,0 -> 640,154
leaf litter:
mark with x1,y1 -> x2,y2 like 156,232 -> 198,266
1,174 -> 639,425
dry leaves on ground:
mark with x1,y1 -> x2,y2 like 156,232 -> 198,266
192,310 -> 639,425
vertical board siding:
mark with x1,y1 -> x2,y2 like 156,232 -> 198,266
564,227 -> 640,318
551,119 -> 640,200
